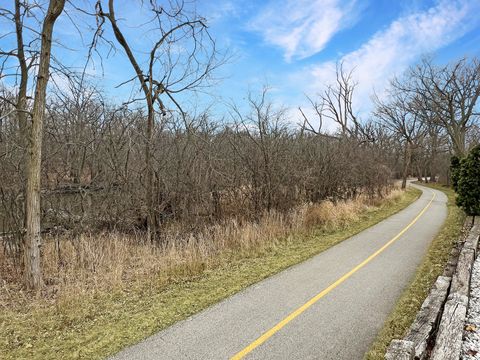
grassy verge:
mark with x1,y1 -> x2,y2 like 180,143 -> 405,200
1,188 -> 420,360
365,183 -> 466,360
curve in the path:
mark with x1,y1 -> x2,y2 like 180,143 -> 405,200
110,183 -> 447,360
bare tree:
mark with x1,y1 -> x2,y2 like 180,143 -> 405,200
408,57 -> 480,157
322,62 -> 359,136
301,62 -> 374,143
229,88 -> 291,213
95,0 -> 219,240
23,0 -> 65,289
374,82 -> 426,189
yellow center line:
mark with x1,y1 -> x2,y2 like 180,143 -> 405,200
231,190 -> 436,360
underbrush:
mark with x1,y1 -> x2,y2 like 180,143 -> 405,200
0,187 -> 416,360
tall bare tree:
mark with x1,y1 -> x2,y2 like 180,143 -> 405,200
300,62 -> 374,142
95,0 -> 219,240
23,0 -> 65,289
408,57 -> 480,157
374,82 -> 426,189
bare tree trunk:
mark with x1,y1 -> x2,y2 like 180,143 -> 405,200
145,107 -> 156,241
428,150 -> 436,183
416,162 -> 422,182
14,0 -> 30,231
453,129 -> 467,158
14,0 -> 29,141
24,0 -> 65,289
401,142 -> 411,189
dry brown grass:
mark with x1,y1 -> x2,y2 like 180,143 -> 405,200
0,187 -> 405,309
304,189 -> 404,230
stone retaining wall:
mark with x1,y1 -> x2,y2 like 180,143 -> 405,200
385,217 -> 479,360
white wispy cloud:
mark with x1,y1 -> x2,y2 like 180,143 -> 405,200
249,0 -> 359,61
203,1 -> 240,23
300,0 -> 480,114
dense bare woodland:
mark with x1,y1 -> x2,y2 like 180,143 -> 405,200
0,0 -> 479,304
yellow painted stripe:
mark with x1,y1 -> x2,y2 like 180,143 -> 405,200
231,191 -> 436,360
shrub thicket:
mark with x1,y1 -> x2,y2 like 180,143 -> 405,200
454,145 -> 480,216
450,155 -> 461,191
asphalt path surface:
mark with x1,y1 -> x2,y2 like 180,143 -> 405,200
110,183 -> 447,360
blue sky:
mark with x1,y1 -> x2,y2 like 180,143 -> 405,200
1,0 -> 480,129
198,0 -> 480,126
